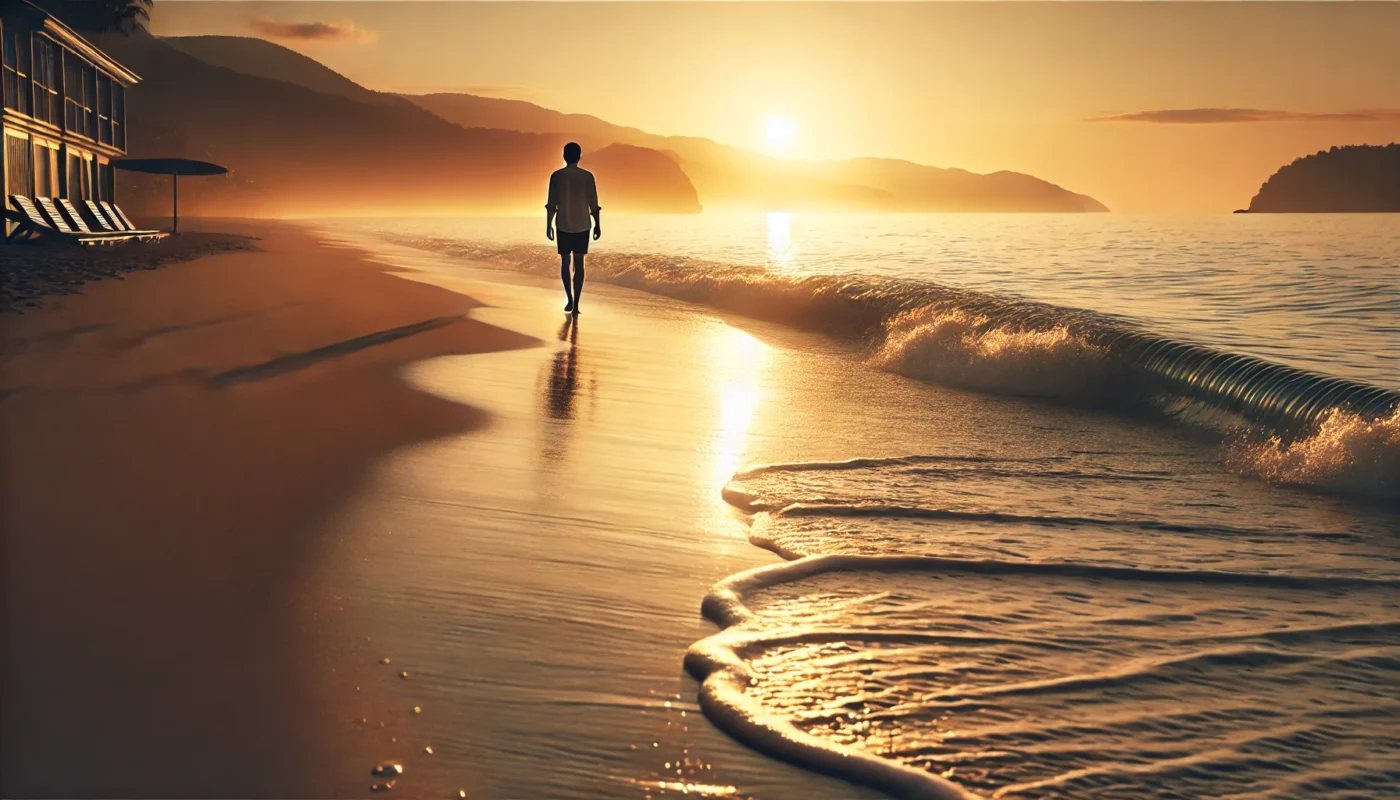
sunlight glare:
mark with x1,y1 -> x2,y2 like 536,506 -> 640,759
705,325 -> 770,528
766,212 -> 795,271
764,116 -> 796,151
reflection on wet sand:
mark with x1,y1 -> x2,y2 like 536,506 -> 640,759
304,237 -> 887,798
537,316 -> 595,484
546,316 -> 582,421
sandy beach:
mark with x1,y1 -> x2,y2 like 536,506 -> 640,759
5,2 -> 1396,795
0,230 -> 259,314
2,222 -> 538,796
7,219 -> 1395,800
0,221 -> 880,798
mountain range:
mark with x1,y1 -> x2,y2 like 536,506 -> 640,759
409,91 -> 1109,213
101,33 -> 1108,216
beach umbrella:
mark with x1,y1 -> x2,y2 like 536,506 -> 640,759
111,157 -> 229,234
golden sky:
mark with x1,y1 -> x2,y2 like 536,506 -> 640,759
154,2 -> 1400,212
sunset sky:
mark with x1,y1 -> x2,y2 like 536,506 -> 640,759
154,2 -> 1400,212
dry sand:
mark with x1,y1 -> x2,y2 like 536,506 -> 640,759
1,222 -> 535,796
0,231 -> 258,313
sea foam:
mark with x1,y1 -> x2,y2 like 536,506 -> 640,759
684,453 -> 1400,799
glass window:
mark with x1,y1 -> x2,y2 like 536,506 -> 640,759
63,47 -> 81,131
97,73 -> 112,144
2,26 -> 14,110
84,63 -> 96,139
112,83 -> 124,150
2,28 -> 32,117
33,36 -> 60,126
57,48 -> 98,139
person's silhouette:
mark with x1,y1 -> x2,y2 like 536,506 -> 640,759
545,142 -> 602,315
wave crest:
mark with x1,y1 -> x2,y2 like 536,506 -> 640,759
872,307 -> 1109,400
382,235 -> 1399,498
1229,408 -> 1400,501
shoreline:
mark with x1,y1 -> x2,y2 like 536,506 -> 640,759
10,218 -> 1391,798
327,224 -> 1400,800
2,219 -> 875,799
354,224 -> 1399,506
307,226 -> 887,800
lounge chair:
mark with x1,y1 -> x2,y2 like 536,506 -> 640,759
83,199 -> 124,233
100,201 -> 164,239
36,197 -> 133,244
5,195 -> 128,245
63,198 -> 163,242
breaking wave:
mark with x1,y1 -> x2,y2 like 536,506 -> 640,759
870,308 -> 1109,401
385,236 -> 1399,500
1228,407 -> 1400,500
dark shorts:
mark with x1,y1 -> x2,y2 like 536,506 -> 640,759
557,230 -> 590,255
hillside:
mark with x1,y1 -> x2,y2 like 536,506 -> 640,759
92,34 -> 700,217
121,34 -> 1104,214
585,144 -> 701,213
408,92 -> 1108,212
163,35 -> 388,105
409,92 -> 650,146
1247,144 -> 1400,213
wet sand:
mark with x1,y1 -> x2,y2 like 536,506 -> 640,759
2,222 -> 879,798
294,233 -> 889,800
15,219 -> 1384,799
324,233 -> 1400,800
16,220 -> 1294,799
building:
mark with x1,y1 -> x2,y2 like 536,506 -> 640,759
3,0 -> 138,237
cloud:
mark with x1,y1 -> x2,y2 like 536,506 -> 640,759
248,18 -> 376,44
1090,108 -> 1400,124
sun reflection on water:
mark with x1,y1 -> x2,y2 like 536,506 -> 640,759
704,325 -> 770,528
765,212 -> 795,271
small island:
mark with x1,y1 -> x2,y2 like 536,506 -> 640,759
1246,143 -> 1400,212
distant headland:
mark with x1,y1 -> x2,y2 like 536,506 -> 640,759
1245,144 -> 1400,213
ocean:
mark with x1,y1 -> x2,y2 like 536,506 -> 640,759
327,212 -> 1399,799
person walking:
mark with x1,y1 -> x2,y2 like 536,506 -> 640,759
545,143 -> 601,315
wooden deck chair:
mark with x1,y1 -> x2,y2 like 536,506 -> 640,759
61,198 -> 161,242
82,199 -> 124,233
56,198 -> 140,242
95,200 -> 165,239
100,201 -> 163,239
36,198 -> 131,244
5,195 -> 112,245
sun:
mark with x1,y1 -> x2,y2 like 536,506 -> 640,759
764,116 -> 796,151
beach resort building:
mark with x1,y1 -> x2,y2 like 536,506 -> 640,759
2,0 -> 137,239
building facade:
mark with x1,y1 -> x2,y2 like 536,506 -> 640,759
3,0 -> 138,237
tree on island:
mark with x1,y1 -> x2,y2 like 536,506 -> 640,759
36,0 -> 153,36
1247,143 -> 1400,213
